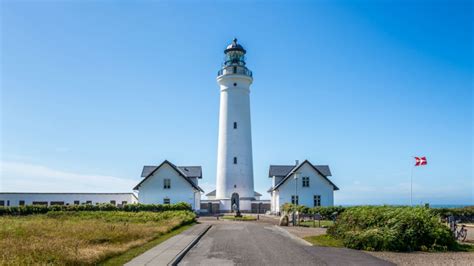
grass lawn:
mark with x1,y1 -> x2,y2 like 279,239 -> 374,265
299,220 -> 334,228
221,215 -> 257,221
0,210 -> 195,265
304,234 -> 344,248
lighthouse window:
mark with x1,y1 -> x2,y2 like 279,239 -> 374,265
233,122 -> 237,129
233,83 -> 237,87
233,157 -> 237,164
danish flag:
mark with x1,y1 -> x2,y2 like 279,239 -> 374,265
414,157 -> 427,166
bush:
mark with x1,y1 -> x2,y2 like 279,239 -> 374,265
0,202 -> 192,216
327,206 -> 456,251
431,206 -> 474,223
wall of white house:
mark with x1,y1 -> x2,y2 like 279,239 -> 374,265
274,162 -> 334,210
0,193 -> 138,207
137,163 -> 201,210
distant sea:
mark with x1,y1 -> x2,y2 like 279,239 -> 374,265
429,204 -> 472,209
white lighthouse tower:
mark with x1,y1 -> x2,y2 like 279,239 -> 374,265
215,39 -> 255,212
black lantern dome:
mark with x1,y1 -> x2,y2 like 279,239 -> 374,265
224,38 -> 246,54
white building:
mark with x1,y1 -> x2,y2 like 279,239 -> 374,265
214,38 -> 261,212
133,160 -> 203,210
0,192 -> 137,207
268,160 -> 339,213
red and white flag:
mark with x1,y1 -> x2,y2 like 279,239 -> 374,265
414,157 -> 427,166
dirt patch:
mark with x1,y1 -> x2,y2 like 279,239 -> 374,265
366,250 -> 474,266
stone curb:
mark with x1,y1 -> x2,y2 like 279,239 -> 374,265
272,225 -> 313,246
168,224 -> 212,266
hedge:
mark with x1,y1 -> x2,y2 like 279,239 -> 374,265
327,206 -> 456,251
280,204 -> 474,222
0,202 -> 192,216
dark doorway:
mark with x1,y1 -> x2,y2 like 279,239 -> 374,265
208,202 -> 213,214
231,193 -> 239,212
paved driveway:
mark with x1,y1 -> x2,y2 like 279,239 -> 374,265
179,221 -> 394,266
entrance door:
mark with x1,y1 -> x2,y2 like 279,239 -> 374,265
208,202 -> 213,214
231,193 -> 239,212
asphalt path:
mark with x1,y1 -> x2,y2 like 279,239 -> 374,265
179,222 -> 394,266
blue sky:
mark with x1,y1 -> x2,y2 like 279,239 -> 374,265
1,1 -> 472,205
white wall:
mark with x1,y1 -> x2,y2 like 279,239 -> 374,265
275,162 -> 334,209
137,163 -> 200,210
0,193 -> 137,207
215,74 -> 255,202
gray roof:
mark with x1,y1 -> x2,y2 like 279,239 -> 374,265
269,160 -> 338,191
268,165 -> 297,177
141,165 -> 202,178
134,160 -> 204,192
268,165 -> 332,177
177,166 -> 202,178
205,190 -> 262,197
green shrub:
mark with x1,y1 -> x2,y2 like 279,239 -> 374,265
0,202 -> 192,216
327,206 -> 456,251
431,206 -> 474,223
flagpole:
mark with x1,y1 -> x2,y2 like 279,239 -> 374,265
410,165 -> 414,206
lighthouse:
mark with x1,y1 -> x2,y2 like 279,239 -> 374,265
215,39 -> 255,212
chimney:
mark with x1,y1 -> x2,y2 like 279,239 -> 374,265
295,160 -> 299,166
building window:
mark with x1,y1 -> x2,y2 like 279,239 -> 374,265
0,200 -> 4,206
7,200 -> 10,207
302,177 -> 310,187
122,201 -> 128,205
164,179 -> 171,189
233,157 -> 237,164
291,195 -> 299,205
233,66 -> 237,73
233,122 -> 237,129
233,82 -> 237,87
32,201 -> 48,206
74,200 -> 80,205
314,195 -> 321,207
50,201 -> 64,206
19,200 -> 25,206
163,198 -> 170,204
110,200 -> 116,206
86,201 -> 92,205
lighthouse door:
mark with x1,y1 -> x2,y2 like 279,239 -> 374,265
231,193 -> 240,212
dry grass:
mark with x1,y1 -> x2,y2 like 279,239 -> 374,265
0,211 -> 195,265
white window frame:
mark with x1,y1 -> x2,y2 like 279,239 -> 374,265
314,195 -> 321,207
302,176 -> 310,187
291,195 -> 299,205
164,178 -> 171,189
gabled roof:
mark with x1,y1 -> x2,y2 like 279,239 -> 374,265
141,165 -> 202,178
269,164 -> 332,177
134,160 -> 204,192
269,160 -> 339,191
205,190 -> 262,197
